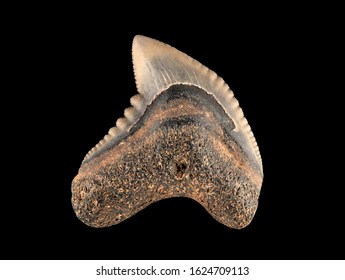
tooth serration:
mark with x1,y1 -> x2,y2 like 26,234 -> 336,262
116,117 -> 128,130
108,127 -> 120,136
124,107 -> 138,122
130,94 -> 146,112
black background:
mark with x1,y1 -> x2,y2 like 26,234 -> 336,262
2,7 -> 343,260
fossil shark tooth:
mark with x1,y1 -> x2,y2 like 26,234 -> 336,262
71,35 -> 263,229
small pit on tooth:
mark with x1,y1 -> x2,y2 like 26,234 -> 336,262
173,159 -> 188,180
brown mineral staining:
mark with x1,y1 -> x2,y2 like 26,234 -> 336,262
71,35 -> 263,229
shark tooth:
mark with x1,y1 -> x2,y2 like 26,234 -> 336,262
71,35 -> 263,229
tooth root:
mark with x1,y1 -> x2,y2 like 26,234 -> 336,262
124,107 -> 138,122
116,117 -> 128,130
130,94 -> 146,112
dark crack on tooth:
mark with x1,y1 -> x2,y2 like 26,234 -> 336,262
71,36 -> 263,229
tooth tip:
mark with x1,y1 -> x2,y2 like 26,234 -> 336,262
132,35 -> 170,72
133,35 -> 157,50
133,35 -> 174,62
133,34 -> 150,44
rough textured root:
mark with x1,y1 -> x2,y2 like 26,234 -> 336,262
73,85 -> 263,229
73,115 -> 261,229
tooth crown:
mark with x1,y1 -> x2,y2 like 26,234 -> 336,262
83,36 -> 262,175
